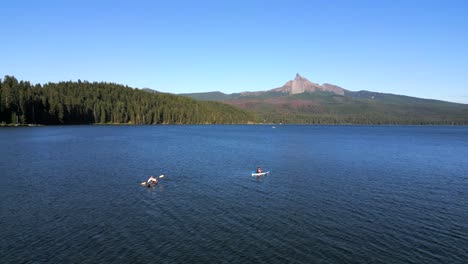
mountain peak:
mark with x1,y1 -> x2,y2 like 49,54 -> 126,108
273,73 -> 318,94
271,74 -> 345,95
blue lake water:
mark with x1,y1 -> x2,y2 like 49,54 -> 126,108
1,125 -> 467,263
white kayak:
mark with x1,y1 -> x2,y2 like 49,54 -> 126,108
251,171 -> 270,177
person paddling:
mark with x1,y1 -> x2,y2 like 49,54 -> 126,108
256,167 -> 264,173
147,175 -> 159,185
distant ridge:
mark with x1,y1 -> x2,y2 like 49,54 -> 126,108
180,73 -> 348,100
180,74 -> 468,125
179,91 -> 240,101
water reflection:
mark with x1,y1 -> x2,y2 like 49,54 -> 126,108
146,183 -> 165,192
254,175 -> 267,182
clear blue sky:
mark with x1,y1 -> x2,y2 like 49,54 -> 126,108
2,0 -> 467,103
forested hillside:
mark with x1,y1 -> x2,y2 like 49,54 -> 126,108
182,86 -> 468,125
225,91 -> 468,125
0,76 -> 254,125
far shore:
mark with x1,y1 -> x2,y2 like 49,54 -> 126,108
2,123 -> 467,127
0,123 -> 44,127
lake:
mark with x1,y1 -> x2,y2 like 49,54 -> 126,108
1,125 -> 467,263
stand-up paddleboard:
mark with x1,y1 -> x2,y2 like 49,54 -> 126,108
251,171 -> 270,177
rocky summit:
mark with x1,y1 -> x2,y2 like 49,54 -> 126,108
272,74 -> 345,95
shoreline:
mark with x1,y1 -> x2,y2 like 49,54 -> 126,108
1,123 -> 468,127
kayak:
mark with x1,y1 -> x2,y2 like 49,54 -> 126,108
141,181 -> 158,187
140,175 -> 164,187
251,171 -> 270,177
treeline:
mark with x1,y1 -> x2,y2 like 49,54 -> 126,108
0,76 -> 255,125
261,113 -> 468,125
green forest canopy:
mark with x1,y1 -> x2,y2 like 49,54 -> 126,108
0,76 -> 255,125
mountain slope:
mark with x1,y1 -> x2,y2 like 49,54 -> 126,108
180,74 -> 468,125
179,91 -> 241,101
230,91 -> 468,124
